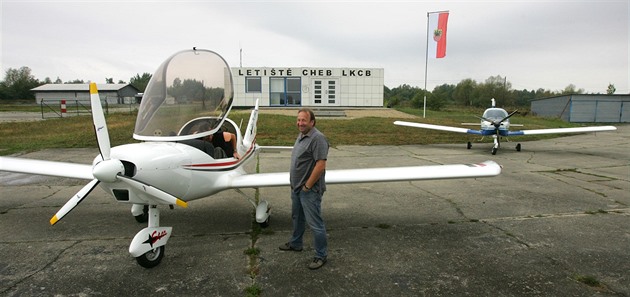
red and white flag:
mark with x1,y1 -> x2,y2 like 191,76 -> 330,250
427,12 -> 449,59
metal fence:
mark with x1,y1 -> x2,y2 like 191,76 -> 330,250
39,98 -> 139,119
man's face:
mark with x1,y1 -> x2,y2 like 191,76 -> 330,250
297,111 -> 314,135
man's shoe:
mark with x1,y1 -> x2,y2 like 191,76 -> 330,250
308,257 -> 327,270
279,242 -> 302,252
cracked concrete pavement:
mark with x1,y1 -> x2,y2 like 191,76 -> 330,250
0,125 -> 628,296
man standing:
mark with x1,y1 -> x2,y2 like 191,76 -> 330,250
279,108 -> 329,270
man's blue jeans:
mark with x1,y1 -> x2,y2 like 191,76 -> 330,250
289,188 -> 327,259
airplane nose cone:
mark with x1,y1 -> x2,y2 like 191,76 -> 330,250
92,159 -> 124,183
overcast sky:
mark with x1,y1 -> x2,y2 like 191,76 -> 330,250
1,0 -> 628,94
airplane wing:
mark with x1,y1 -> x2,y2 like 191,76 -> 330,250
0,156 -> 93,180
508,125 -> 617,136
226,160 -> 501,189
394,121 -> 483,135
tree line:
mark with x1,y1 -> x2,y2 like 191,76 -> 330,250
385,75 -> 619,110
0,66 -> 152,101
0,66 -> 620,108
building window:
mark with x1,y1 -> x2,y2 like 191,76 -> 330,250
246,77 -> 262,93
286,77 -> 301,105
269,77 -> 302,106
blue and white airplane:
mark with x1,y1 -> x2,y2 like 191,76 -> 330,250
394,99 -> 617,155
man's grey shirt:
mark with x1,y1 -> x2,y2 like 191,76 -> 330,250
290,127 -> 329,193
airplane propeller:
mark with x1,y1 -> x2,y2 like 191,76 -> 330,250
478,110 -> 518,129
50,83 -> 187,226
50,179 -> 100,225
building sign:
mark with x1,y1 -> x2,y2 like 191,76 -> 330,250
237,68 -> 373,77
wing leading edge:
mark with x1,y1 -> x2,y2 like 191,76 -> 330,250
226,160 -> 501,189
508,125 -> 617,136
0,156 -> 93,180
394,121 -> 483,135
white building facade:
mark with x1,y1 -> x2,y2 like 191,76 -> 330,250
232,67 -> 384,107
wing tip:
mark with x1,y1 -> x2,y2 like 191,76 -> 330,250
89,82 -> 98,94
50,215 -> 59,225
176,199 -> 188,208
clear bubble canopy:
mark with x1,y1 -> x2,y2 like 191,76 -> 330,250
133,49 -> 234,141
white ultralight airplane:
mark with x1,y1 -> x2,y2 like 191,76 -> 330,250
394,98 -> 617,155
0,49 -> 501,268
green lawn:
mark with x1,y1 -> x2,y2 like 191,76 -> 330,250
0,107 -> 602,156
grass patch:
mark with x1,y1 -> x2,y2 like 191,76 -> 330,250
0,104 -> 42,112
0,107 -> 596,156
244,284 -> 262,297
0,113 -> 137,155
244,247 -> 261,256
376,223 -> 391,229
574,274 -> 602,287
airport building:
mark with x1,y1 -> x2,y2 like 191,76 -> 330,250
31,84 -> 140,105
231,67 -> 384,108
530,94 -> 630,123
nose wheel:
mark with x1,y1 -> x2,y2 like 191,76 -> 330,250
136,246 -> 165,268
491,135 -> 500,155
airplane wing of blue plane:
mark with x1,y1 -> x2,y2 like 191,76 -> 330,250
393,120 -> 617,154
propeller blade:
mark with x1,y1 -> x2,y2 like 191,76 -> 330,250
50,179 -> 100,225
499,110 -> 518,124
476,115 -> 495,125
90,83 -> 111,160
117,175 -> 188,208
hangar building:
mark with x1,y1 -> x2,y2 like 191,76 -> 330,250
231,67 -> 384,108
530,94 -> 630,123
31,84 -> 140,105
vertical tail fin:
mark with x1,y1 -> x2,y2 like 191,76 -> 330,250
242,99 -> 259,151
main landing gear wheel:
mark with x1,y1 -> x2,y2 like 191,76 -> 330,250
516,143 -> 521,152
491,147 -> 498,155
467,142 -> 472,149
136,246 -> 165,268
259,216 -> 270,228
134,205 -> 149,223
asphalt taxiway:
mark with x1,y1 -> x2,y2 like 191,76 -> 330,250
1,125 -> 628,296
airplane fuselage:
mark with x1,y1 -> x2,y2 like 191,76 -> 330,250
98,118 -> 257,205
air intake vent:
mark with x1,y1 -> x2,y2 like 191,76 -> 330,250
112,189 -> 129,201
121,161 -> 136,177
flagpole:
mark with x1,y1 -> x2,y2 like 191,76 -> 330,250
423,12 -> 430,118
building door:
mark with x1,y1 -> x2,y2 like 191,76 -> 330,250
312,79 -> 339,106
